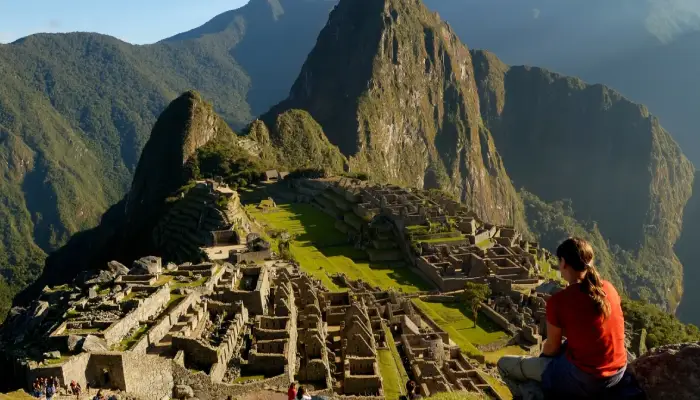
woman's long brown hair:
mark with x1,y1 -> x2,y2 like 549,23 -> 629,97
556,237 -> 611,318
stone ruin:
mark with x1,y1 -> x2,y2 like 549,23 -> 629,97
311,178 -> 547,293
154,180 -> 249,264
401,333 -> 500,398
14,181 -> 518,400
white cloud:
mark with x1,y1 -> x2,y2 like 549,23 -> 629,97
532,8 -> 541,19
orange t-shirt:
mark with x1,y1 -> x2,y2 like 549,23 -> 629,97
546,280 -> 627,377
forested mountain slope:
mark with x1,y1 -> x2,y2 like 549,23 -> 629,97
0,0 -> 334,319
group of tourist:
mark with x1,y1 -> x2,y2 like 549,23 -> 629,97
30,377 -> 58,399
287,382 -> 312,400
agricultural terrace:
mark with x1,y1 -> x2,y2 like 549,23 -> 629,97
245,203 -> 430,293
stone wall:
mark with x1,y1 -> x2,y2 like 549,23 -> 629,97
208,230 -> 239,246
86,353 -> 127,390
204,266 -> 226,292
480,303 -> 511,332
103,285 -> 170,346
231,249 -> 271,264
172,336 -> 219,366
122,353 -> 173,400
343,375 -> 383,396
212,291 -> 266,315
27,352 -> 91,388
28,352 -> 171,399
416,257 -> 447,291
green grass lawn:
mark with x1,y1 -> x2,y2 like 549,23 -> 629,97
413,299 -> 507,347
247,203 -> 430,293
378,349 -> 404,400
154,275 -> 174,286
380,324 -> 409,399
484,373 -> 513,400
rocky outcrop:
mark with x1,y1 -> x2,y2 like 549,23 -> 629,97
269,0 -> 528,232
472,49 -> 695,311
631,342 -> 700,400
676,171 -> 700,325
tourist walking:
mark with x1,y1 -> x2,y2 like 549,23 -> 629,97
287,382 -> 297,400
45,377 -> 57,400
497,237 -> 627,399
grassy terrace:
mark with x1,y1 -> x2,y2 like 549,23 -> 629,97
170,276 -> 208,290
113,325 -> 149,351
246,203 -> 430,293
378,350 -> 403,400
417,235 -> 467,244
380,324 -> 409,400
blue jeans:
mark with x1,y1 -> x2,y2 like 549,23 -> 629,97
542,351 -> 626,397
498,345 -> 626,399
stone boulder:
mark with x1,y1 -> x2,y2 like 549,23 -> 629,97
131,256 -> 163,275
22,301 -> 50,334
67,335 -> 85,352
107,260 -> 130,276
86,269 -> 117,285
81,335 -> 109,353
631,341 -> 700,400
173,384 -> 194,399
43,351 -> 61,359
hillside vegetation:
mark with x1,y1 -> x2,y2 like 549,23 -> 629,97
472,49 -> 694,311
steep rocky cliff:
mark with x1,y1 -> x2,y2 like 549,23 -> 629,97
472,50 -> 695,310
270,0 -> 528,231
676,172 -> 700,324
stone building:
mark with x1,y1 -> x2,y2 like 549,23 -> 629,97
401,333 -> 503,399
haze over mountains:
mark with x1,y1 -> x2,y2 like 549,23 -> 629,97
1,0 -> 700,327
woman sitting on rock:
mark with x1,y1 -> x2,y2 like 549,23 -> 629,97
498,237 -> 627,398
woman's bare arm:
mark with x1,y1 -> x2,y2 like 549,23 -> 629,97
542,322 -> 563,356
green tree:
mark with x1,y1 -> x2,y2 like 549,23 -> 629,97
463,282 -> 491,328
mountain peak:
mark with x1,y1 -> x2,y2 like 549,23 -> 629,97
274,0 -> 528,230
124,91 -> 230,254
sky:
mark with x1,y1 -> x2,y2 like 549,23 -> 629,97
0,0 -> 250,44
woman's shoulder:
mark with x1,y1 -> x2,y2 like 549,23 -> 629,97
602,280 -> 621,300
